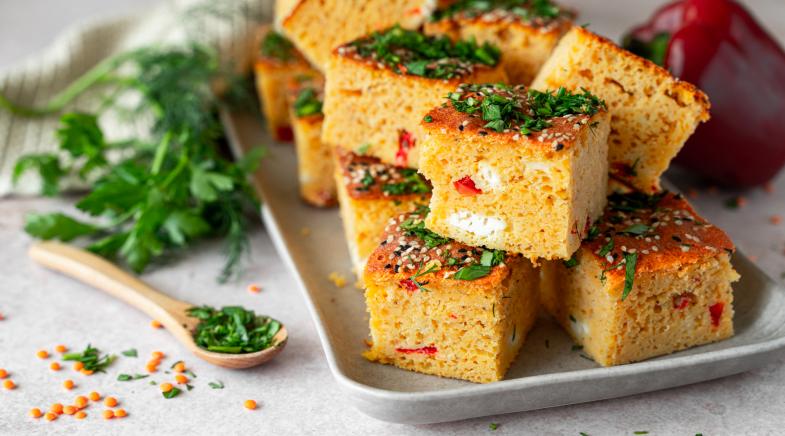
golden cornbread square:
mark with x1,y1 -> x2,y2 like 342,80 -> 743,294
540,191 -> 739,366
274,0 -> 436,71
322,26 -> 507,169
334,149 -> 431,278
419,84 -> 610,261
363,208 -> 539,383
253,27 -> 318,141
424,0 -> 573,84
531,26 -> 711,193
286,75 -> 336,207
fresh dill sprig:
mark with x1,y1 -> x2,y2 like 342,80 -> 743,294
5,44 -> 263,281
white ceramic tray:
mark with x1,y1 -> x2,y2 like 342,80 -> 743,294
223,111 -> 785,424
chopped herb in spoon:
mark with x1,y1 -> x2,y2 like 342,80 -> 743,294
187,306 -> 282,354
62,345 -> 116,373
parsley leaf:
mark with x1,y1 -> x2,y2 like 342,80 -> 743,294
563,253 -> 579,268
293,87 -> 322,118
121,348 -> 138,358
454,264 -> 492,280
163,386 -> 182,399
260,31 -> 297,62
381,168 -> 431,196
621,252 -> 638,301
117,373 -> 148,381
24,212 -> 99,241
399,218 -> 450,248
208,381 -> 224,389
62,345 -> 116,373
619,223 -> 650,236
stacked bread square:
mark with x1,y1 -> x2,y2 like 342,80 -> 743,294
255,0 -> 740,383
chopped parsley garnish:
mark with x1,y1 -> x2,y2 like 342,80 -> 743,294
187,306 -> 282,354
448,84 -> 605,134
432,0 -> 564,22
347,25 -> 500,79
619,223 -> 650,236
563,252 -> 579,268
121,348 -> 138,358
381,168 -> 431,196
598,239 -> 614,257
621,252 -> 638,301
423,115 -> 433,123
117,373 -> 148,381
399,217 -> 450,248
208,380 -> 225,389
360,171 -> 375,189
489,422 -> 499,430
163,386 -> 182,399
293,87 -> 322,118
260,31 -> 297,62
62,345 -> 116,372
455,249 -> 505,280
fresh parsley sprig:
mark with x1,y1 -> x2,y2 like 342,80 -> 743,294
5,44 -> 263,281
399,216 -> 450,248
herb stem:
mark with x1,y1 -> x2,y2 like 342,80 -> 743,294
0,51 -> 134,118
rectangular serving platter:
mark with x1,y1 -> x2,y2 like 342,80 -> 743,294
223,110 -> 785,424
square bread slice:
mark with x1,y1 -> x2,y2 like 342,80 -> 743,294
419,84 -> 610,261
540,191 -> 739,366
335,149 -> 432,278
274,0 -> 436,71
424,0 -> 573,84
254,27 -> 318,141
322,26 -> 507,169
285,74 -> 336,207
363,208 -> 539,383
531,26 -> 711,193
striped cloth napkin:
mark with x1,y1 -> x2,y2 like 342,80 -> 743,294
0,0 -> 272,196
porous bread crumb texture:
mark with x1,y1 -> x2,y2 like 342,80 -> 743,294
363,255 -> 539,383
333,152 -> 430,278
322,55 -> 507,168
419,111 -> 610,261
289,112 -> 335,206
541,251 -> 737,366
277,0 -> 436,71
530,26 -> 710,193
424,15 -> 570,85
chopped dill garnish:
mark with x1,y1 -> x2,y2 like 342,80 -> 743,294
62,345 -> 116,373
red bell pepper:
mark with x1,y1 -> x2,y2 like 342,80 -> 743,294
623,0 -> 785,187
453,176 -> 482,195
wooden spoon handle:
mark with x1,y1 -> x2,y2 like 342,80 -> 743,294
28,241 -> 192,324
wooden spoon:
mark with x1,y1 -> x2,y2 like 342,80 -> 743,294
28,241 -> 287,369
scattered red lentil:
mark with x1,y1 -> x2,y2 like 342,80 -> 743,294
114,408 -> 128,418
50,403 -> 64,414
151,351 -> 165,360
29,408 -> 42,419
160,383 -> 174,393
63,379 -> 75,390
173,362 -> 186,373
247,284 -> 262,293
63,405 -> 77,415
0,368 -> 7,379
80,368 -> 94,376
102,409 -> 114,420
36,350 -> 49,359
770,215 -> 782,225
73,361 -> 84,371
75,411 -> 87,420
175,374 -> 188,384
50,362 -> 61,371
88,391 -> 101,402
44,412 -> 57,421
3,379 -> 15,390
244,399 -> 257,410
150,320 -> 163,329
104,397 -> 118,408
75,396 -> 89,408
55,345 -> 68,353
